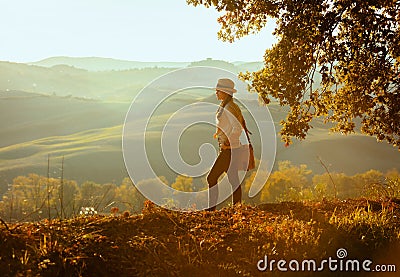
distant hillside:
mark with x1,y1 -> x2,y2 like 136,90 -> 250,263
29,56 -> 264,73
186,59 -> 263,73
0,61 -> 175,101
0,59 -> 264,101
234,61 -> 264,72
189,59 -> 238,72
30,56 -> 191,71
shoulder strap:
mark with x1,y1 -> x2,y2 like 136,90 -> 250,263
241,117 -> 252,145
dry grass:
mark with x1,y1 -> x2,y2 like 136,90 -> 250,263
0,199 -> 399,276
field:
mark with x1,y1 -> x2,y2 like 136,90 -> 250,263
1,199 -> 399,276
0,58 -> 399,276
1,88 -> 399,192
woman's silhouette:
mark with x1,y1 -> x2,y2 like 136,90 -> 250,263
207,78 -> 245,211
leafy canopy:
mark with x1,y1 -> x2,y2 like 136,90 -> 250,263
187,0 -> 400,148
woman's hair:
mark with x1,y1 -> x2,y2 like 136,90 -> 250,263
217,94 -> 233,118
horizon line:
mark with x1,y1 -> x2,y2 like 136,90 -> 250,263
1,56 -> 264,64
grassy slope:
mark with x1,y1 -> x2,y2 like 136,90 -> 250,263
0,94 -> 128,189
0,94 -> 399,191
0,60 -> 399,190
267,104 -> 400,175
1,200 -> 399,276
0,94 -> 128,147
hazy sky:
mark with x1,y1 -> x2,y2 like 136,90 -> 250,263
0,0 -> 276,62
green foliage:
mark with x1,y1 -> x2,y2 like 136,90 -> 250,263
244,161 -> 313,203
1,166 -> 399,221
115,177 -> 145,213
188,0 -> 400,148
0,175 -> 147,221
0,174 -> 79,221
313,172 -> 358,199
244,161 -> 400,203
265,161 -> 313,202
171,175 -> 194,192
362,169 -> 400,200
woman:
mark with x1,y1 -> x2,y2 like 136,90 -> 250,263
207,78 -> 244,211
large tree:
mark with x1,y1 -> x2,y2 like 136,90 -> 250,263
187,0 -> 400,148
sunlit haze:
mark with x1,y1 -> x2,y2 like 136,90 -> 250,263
0,0 -> 276,62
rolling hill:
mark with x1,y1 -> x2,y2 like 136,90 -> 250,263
30,56 -> 191,71
1,91 -> 399,194
30,56 -> 264,72
0,58 -> 399,198
0,61 -> 175,101
0,59 -> 263,101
